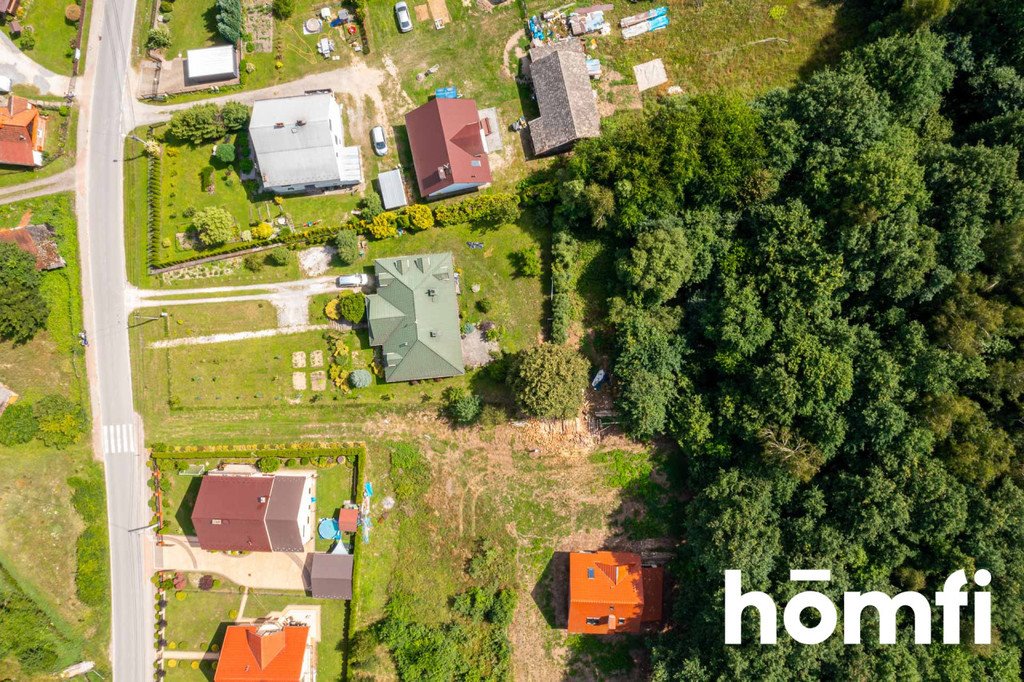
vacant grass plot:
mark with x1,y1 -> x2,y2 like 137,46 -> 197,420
164,588 -> 241,650
584,0 -> 848,95
134,300 -> 278,339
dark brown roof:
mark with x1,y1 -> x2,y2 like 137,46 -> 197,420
404,98 -> 492,198
265,476 -> 306,552
528,39 -> 601,155
192,476 -> 274,551
0,224 -> 65,270
309,553 -> 353,600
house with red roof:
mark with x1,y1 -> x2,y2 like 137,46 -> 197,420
215,623 -> 311,682
0,95 -> 45,168
404,98 -> 492,200
191,473 -> 314,552
567,550 -> 664,634
0,0 -> 21,18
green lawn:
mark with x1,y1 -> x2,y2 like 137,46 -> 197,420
584,0 -> 851,96
0,106 -> 79,189
0,194 -> 110,680
136,300 -> 278,339
164,588 -> 242,650
6,0 -> 88,74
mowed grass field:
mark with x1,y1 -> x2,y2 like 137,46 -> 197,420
0,194 -> 109,680
7,0 -> 90,74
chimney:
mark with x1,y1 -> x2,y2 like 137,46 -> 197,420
296,119 -> 306,126
437,165 -> 447,180
274,122 -> 285,128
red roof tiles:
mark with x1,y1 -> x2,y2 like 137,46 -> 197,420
0,96 -> 41,168
215,625 -> 309,682
404,98 -> 492,198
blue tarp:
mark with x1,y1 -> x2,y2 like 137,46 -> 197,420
435,86 -> 458,99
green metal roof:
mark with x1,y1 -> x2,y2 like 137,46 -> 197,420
366,252 -> 465,382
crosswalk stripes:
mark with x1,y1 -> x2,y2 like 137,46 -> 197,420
102,423 -> 136,455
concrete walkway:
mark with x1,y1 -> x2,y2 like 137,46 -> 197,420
0,32 -> 71,96
0,168 -> 76,206
129,275 -> 349,327
157,535 -> 310,591
162,651 -> 220,661
149,324 -> 332,348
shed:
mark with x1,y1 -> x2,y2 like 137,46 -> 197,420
310,553 -> 354,599
377,169 -> 408,210
337,507 -> 359,533
185,45 -> 239,83
527,39 -> 601,156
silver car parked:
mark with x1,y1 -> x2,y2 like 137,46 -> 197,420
394,1 -> 413,32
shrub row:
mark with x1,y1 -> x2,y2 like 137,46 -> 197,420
550,229 -> 577,344
433,192 -> 520,227
69,473 -> 109,608
146,150 -> 163,264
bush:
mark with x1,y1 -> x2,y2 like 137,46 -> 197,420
510,248 -> 542,278
251,222 -> 274,240
243,253 -> 264,272
199,166 -> 215,191
368,212 -> 398,239
337,292 -> 366,323
216,0 -> 243,42
406,204 -> 435,230
272,0 -> 294,18
476,298 -> 493,314
349,369 -> 372,388
265,246 -> 291,266
549,230 -> 577,344
64,4 -> 81,20
257,457 -> 280,473
441,387 -> 482,425
221,102 -> 251,131
361,191 -> 383,220
433,192 -> 520,226
198,575 -> 214,591
509,344 -> 588,418
145,27 -> 171,50
169,104 -> 225,144
285,458 -> 297,467
0,402 -> 39,445
479,404 -> 508,427
175,591 -> 186,601
69,473 -> 108,607
193,207 -> 236,246
240,158 -> 254,173
18,27 -> 35,51
0,242 -> 47,343
334,229 -> 360,265
33,395 -> 84,448
214,143 -> 235,164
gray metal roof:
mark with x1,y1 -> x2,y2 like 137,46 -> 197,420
250,93 -> 363,188
310,553 -> 353,600
528,39 -> 601,155
185,45 -> 237,80
377,169 -> 408,209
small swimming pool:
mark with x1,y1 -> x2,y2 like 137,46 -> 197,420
318,518 -> 340,540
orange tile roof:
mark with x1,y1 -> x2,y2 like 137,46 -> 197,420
215,625 -> 308,682
568,551 -> 664,634
0,96 -> 40,167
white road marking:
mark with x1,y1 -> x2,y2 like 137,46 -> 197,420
103,423 -> 136,455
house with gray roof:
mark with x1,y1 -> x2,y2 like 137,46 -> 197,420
527,39 -> 601,156
249,92 -> 363,194
366,252 -> 465,382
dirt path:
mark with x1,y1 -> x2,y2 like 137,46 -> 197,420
501,29 -> 526,80
0,168 -> 76,206
149,324 -> 331,348
134,62 -> 390,125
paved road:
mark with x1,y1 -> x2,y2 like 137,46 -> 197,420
76,0 -> 154,678
0,31 -> 71,95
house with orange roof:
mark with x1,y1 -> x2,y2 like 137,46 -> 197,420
567,550 -> 664,634
215,623 -> 311,682
0,95 -> 45,168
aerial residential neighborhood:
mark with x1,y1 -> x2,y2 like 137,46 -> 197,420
1,0 -> 1024,680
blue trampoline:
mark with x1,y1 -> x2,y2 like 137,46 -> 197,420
318,518 -> 340,540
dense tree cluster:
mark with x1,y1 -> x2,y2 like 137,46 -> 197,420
0,243 -> 48,344
550,20 -> 1024,679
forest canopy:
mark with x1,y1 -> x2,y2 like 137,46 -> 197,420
534,10 -> 1024,679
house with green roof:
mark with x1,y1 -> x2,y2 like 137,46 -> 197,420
366,252 -> 465,382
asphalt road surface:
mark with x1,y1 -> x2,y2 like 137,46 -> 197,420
79,0 -> 153,678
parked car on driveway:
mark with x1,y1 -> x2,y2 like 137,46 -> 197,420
371,126 -> 388,156
337,273 -> 371,288
394,1 -> 413,32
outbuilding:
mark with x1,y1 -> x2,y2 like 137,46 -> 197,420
185,45 -> 239,84
309,553 -> 354,600
377,169 -> 408,210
